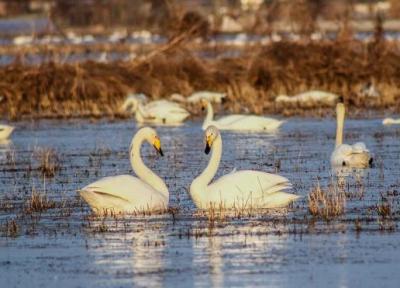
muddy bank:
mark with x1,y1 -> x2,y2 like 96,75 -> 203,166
1,40 -> 400,120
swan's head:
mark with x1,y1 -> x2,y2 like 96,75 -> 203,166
141,127 -> 164,156
121,95 -> 140,113
200,99 -> 210,111
204,125 -> 219,154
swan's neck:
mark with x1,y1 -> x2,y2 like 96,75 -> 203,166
203,102 -> 214,128
335,103 -> 345,147
135,103 -> 148,122
130,131 -> 168,197
122,97 -> 137,113
191,135 -> 222,192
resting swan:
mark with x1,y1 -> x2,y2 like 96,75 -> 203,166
331,103 -> 372,168
79,127 -> 168,214
121,95 -> 190,124
0,124 -> 14,140
190,126 -> 299,209
170,91 -> 227,104
275,90 -> 339,108
201,100 -> 283,132
382,118 -> 400,126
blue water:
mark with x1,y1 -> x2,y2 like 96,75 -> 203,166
0,118 -> 400,287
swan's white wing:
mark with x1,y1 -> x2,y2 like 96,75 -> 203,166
0,125 -> 14,140
216,115 -> 283,131
146,105 -> 188,117
352,142 -> 369,153
188,91 -> 226,103
146,100 -> 181,109
206,170 -> 296,208
216,114 -> 247,125
80,175 -> 167,212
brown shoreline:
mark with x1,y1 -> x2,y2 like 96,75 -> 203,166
1,40 -> 400,120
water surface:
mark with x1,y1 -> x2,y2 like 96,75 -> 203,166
1,118 -> 400,287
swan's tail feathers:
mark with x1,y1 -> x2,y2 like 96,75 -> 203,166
262,181 -> 292,196
263,119 -> 285,132
262,192 -> 301,208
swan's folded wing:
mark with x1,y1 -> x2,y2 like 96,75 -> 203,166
147,106 -> 189,118
208,170 -> 292,205
352,142 -> 369,153
80,175 -> 162,203
216,114 -> 246,125
146,100 -> 181,109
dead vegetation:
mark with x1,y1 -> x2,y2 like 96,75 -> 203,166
308,183 -> 346,221
1,218 -> 19,238
33,147 -> 61,177
25,189 -> 56,214
0,38 -> 400,120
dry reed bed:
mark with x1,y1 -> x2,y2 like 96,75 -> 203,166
1,40 -> 400,120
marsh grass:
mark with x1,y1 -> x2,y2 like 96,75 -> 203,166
308,183 -> 346,221
2,219 -> 19,238
33,147 -> 61,177
1,39 -> 400,120
375,192 -> 398,232
25,189 -> 56,214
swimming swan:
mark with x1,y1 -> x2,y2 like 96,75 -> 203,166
331,103 -> 372,168
79,127 -> 168,214
201,100 -> 283,132
121,95 -> 190,124
382,118 -> 400,126
190,126 -> 299,209
0,124 -> 14,140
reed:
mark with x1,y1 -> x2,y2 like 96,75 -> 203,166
1,39 -> 400,120
308,183 -> 346,221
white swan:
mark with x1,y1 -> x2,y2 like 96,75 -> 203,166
190,126 -> 299,209
382,118 -> 400,126
201,100 -> 283,132
170,91 -> 226,104
188,91 -> 226,104
331,103 -> 372,168
121,95 -> 190,124
79,127 -> 168,214
0,124 -> 14,140
275,90 -> 339,108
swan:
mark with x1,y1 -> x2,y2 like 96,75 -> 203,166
0,124 -> 14,140
187,91 -> 226,104
359,81 -> 380,98
190,126 -> 299,209
121,95 -> 190,124
169,91 -> 227,104
382,118 -> 400,126
201,100 -> 283,132
79,127 -> 168,214
331,103 -> 372,168
275,90 -> 339,108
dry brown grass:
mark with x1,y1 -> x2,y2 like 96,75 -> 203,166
2,219 -> 19,238
308,183 -> 346,221
25,189 -> 56,214
34,148 -> 61,177
1,39 -> 400,120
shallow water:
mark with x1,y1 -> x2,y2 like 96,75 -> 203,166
1,118 -> 400,287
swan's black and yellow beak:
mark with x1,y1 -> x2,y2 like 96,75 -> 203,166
153,137 -> 164,156
204,136 -> 212,154
200,100 -> 207,112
